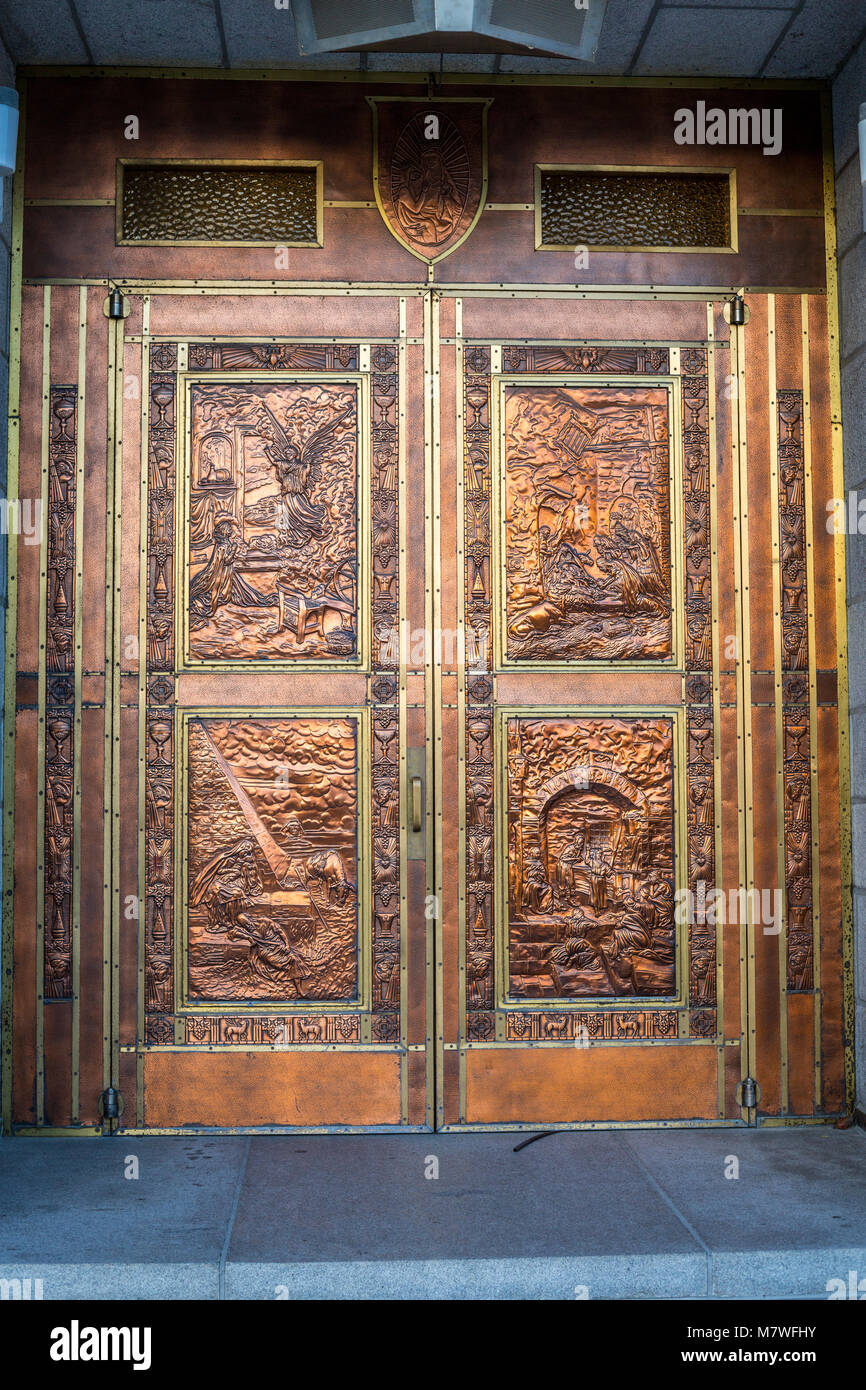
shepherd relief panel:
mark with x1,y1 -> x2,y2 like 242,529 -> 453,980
503,385 -> 673,663
506,715 -> 677,1001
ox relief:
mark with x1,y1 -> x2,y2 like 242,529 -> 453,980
502,385 -> 673,662
186,381 -> 358,664
185,716 -> 359,1004
506,716 -> 677,1001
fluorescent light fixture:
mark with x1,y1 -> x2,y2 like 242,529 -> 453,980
292,0 -> 607,60
0,87 -> 19,221
859,102 -> 866,232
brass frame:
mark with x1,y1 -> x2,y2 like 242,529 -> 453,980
115,158 -> 324,248
534,164 -> 739,255
493,704 -> 690,1014
491,372 -> 686,672
173,705 -> 372,1018
176,368 -> 371,672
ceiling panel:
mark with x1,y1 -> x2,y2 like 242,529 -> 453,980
0,0 -> 90,65
762,0 -> 866,77
0,0 -> 858,79
73,0 -> 224,65
634,6 -> 792,76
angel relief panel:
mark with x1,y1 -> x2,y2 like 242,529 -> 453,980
185,715 -> 360,1005
506,716 -> 678,1001
185,380 -> 359,664
502,385 -> 673,663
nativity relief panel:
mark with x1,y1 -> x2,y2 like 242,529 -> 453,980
504,715 -> 679,1002
183,714 -> 363,1008
182,379 -> 361,665
500,384 -> 675,664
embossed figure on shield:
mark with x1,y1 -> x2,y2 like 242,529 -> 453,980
186,382 -> 358,662
186,717 -> 359,1003
503,385 -> 673,661
507,717 -> 677,999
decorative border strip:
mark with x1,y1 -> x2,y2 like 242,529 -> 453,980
43,385 -> 78,1001
370,344 -> 401,1042
777,388 -> 813,992
681,350 -> 718,1039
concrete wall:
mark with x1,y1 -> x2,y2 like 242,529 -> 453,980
833,42 -> 866,1115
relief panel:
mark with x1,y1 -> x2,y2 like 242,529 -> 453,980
183,380 -> 360,665
184,715 -> 361,1006
505,715 -> 678,1002
500,384 -> 674,663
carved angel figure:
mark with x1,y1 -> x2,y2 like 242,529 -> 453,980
255,398 -> 353,548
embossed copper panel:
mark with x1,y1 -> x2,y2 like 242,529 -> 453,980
119,162 -> 321,246
505,715 -> 677,1001
537,168 -> 733,251
185,380 -> 359,665
502,384 -> 673,662
369,99 -> 490,265
185,715 -> 360,1005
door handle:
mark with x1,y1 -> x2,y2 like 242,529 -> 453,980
410,775 -> 423,833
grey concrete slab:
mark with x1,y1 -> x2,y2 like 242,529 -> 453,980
227,1252 -> 702,1300
0,1136 -> 248,1299
225,1132 -> 706,1299
842,350 -> 866,497
841,242 -> 866,362
75,0 -> 224,66
633,7 -> 791,77
832,39 -> 866,172
834,157 -> 864,262
857,1000 -> 866,1113
0,0 -> 90,65
764,0 -> 866,79
853,801 -> 866,893
845,594 -> 866,712
625,1128 -> 866,1298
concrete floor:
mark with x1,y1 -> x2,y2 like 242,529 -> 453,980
0,1127 -> 864,1299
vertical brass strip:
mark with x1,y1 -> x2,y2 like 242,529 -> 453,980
397,300 -> 409,1121
71,284 -> 87,1124
429,291 -> 444,1130
707,305 -> 725,1117
822,92 -> 854,1113
800,294 -> 822,1108
767,295 -> 788,1113
136,297 -> 150,1125
1,80 -> 26,1133
731,298 -> 757,1119
423,292 -> 436,1129
104,309 -> 125,1106
455,298 -> 467,1121
35,285 -> 51,1126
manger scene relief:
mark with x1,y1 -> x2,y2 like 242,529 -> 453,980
186,716 -> 360,1003
507,716 -> 678,1000
503,384 -> 673,662
186,381 -> 358,662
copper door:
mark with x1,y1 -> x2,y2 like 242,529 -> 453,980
8,287 -> 434,1132
435,292 -> 850,1129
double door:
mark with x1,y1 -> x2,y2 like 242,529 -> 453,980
5,285 -> 850,1132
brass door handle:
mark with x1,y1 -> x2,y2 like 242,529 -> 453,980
410,776 -> 423,833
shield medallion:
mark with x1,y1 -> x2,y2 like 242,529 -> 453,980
368,97 -> 492,265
